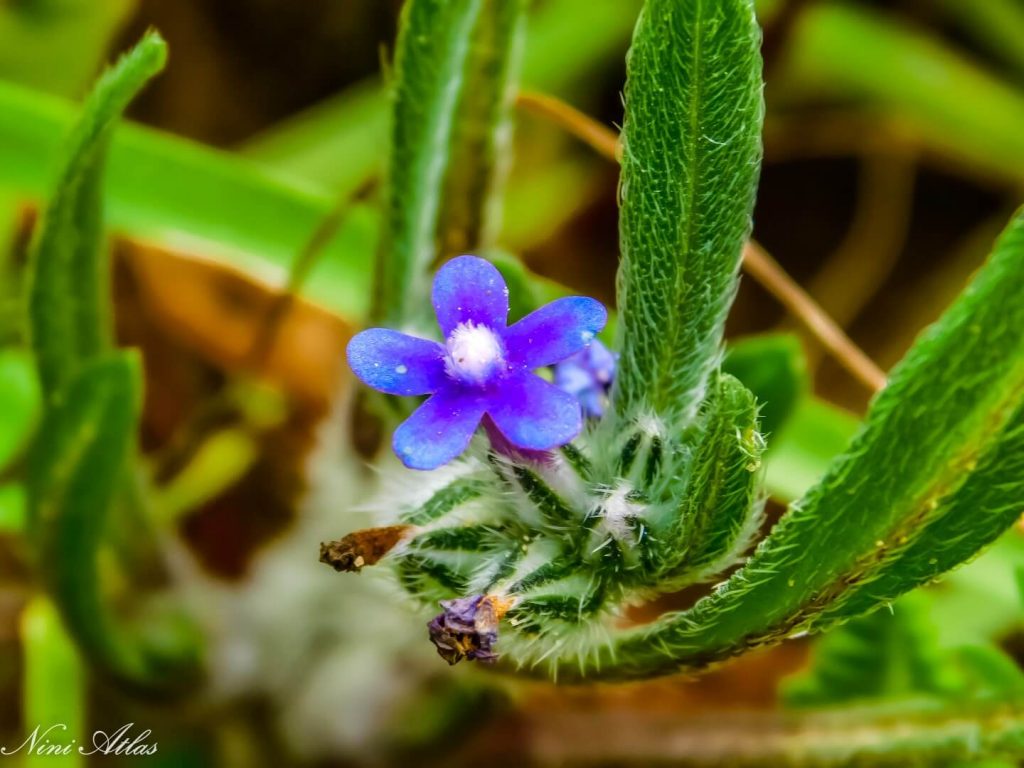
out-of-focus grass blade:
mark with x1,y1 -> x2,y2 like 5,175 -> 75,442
0,482 -> 26,532
241,78 -> 387,192
0,77 -> 378,319
614,0 -> 764,418
27,32 -> 166,401
20,595 -> 84,768
0,0 -> 135,97
783,3 -> 1024,181
241,0 -> 640,188
934,0 -> 1024,85
0,348 -> 41,470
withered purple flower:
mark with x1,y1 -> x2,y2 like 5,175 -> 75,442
427,594 -> 513,665
554,338 -> 617,419
347,256 -> 607,470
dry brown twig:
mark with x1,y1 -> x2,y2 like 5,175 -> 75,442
517,90 -> 888,394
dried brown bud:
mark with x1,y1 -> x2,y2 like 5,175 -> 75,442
319,525 -> 412,573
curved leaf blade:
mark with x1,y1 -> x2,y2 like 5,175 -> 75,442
26,31 -> 165,402
27,353 -> 199,690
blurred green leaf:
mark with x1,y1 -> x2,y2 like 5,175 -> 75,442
241,0 -> 639,189
0,348 -> 41,470
952,644 -> 1024,698
241,78 -> 387,193
20,595 -> 84,768
934,0 -> 1024,85
724,333 -> 809,438
928,532 -> 1024,648
25,34 -> 199,693
784,3 -> 1024,182
0,0 -> 135,97
763,396 -> 859,502
27,31 -> 166,401
28,352 -> 199,690
0,77 -> 378,319
614,0 -> 763,418
783,593 -> 955,707
375,0 -> 527,326
0,481 -> 26,532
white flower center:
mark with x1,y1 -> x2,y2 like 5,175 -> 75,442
444,322 -> 506,385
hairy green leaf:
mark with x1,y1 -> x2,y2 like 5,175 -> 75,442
653,373 -> 763,587
374,0 -> 526,326
614,0 -> 763,418
508,208 -> 1024,681
27,31 -> 165,402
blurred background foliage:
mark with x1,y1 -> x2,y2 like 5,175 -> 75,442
0,0 -> 1023,766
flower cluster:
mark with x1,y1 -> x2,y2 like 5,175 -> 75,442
347,256 -> 608,470
554,339 -> 616,419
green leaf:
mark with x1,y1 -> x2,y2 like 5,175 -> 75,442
614,0 -> 763,419
508,209 -> 1024,681
27,352 -> 199,690
0,0 -> 136,97
763,397 -> 859,502
783,3 -> 1024,183
782,594 -> 955,707
240,0 -> 640,187
375,0 -> 527,326
0,482 -> 26,532
20,595 -> 84,768
0,78 -> 378,320
653,373 -> 764,587
27,31 -> 165,402
724,333 -> 808,437
241,78 -> 388,193
934,0 -> 1024,85
0,347 -> 42,470
436,1 -> 527,260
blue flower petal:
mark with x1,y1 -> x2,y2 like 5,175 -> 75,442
393,387 -> 486,470
347,329 -> 447,396
553,339 -> 617,419
432,256 -> 509,336
504,297 -> 607,369
486,372 -> 582,451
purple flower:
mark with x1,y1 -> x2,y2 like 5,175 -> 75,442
427,594 -> 513,665
554,339 -> 617,419
347,256 -> 607,470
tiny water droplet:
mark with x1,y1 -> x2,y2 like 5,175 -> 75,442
395,364 -> 408,374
